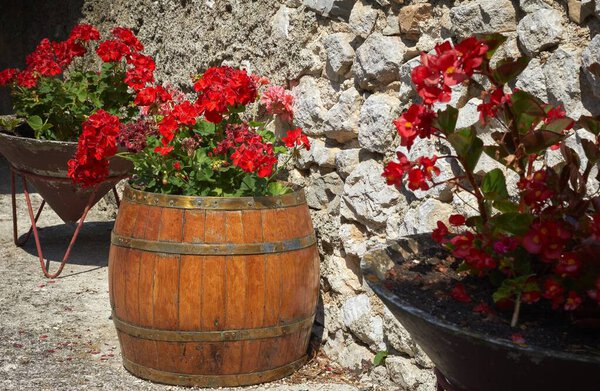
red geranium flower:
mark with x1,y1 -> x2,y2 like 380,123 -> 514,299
281,127 -> 310,150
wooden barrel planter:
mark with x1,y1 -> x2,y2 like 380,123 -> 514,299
108,184 -> 320,387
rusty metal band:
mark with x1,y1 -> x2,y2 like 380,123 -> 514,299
123,184 -> 306,210
122,355 -> 307,387
111,231 -> 317,255
113,312 -> 315,342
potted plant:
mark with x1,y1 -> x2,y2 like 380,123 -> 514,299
361,34 -> 600,391
99,66 -> 320,387
0,24 -> 155,277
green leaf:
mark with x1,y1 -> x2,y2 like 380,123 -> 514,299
0,116 -> 24,131
493,199 -> 519,213
541,118 -> 574,134
491,213 -> 533,235
26,115 -> 44,131
266,181 -> 291,196
194,121 -> 216,136
577,115 -> 600,136
479,33 -> 508,60
492,57 -> 530,85
510,91 -> 546,133
481,169 -> 509,201
521,130 -> 562,154
448,127 -> 483,171
435,106 -> 459,134
581,139 -> 600,164
373,351 -> 388,367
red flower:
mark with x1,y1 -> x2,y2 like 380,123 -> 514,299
158,116 -> 179,144
555,252 -> 581,277
194,66 -> 258,123
382,152 -> 411,186
281,128 -> 310,150
68,110 -> 121,187
96,39 -> 130,62
16,70 -> 38,88
112,27 -> 143,52
511,333 -> 526,345
449,214 -> 466,226
0,68 -> 18,86
154,145 -> 173,155
450,283 -> 471,303
432,221 -> 449,244
172,161 -> 181,170
564,291 -> 582,311
542,278 -> 564,300
213,123 -> 277,178
69,24 -> 100,42
171,101 -> 198,126
261,85 -> 294,122
134,86 -> 172,106
478,87 -> 511,123
517,169 -> 554,211
522,220 -> 570,261
521,290 -> 541,304
394,104 -> 436,149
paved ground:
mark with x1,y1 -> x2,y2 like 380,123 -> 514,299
0,158 -> 367,391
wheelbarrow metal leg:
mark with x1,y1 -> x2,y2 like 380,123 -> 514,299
21,177 -> 97,279
11,170 -> 45,247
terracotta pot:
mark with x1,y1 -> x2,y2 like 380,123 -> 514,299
108,184 -> 320,387
361,239 -> 600,391
0,131 -> 131,223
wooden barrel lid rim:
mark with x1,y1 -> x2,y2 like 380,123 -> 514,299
123,183 -> 307,210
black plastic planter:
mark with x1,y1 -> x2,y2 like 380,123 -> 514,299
361,240 -> 600,391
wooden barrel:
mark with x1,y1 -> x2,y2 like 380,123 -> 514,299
108,184 -> 320,387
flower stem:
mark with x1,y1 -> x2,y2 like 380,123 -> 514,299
511,293 -> 522,328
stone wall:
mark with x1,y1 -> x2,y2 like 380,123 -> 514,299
4,0 -> 600,389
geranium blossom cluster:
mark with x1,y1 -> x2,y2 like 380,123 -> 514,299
384,34 -> 600,324
213,124 -> 278,178
67,110 -> 120,187
69,65 -> 309,197
0,25 -> 154,92
0,24 -> 99,88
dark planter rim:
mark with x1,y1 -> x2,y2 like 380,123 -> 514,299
0,129 -> 78,146
361,241 -> 600,364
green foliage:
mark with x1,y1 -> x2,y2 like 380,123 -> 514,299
10,63 -> 134,141
448,127 -> 483,171
373,351 -> 388,367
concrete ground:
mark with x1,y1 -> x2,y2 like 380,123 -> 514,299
0,158 -> 366,391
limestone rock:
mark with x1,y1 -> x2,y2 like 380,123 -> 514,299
354,33 -> 407,90
349,1 -> 378,38
517,9 -> 563,56
322,254 -> 362,295
358,93 -> 400,154
544,48 -> 584,117
303,0 -> 355,20
398,3 -> 433,40
568,0 -> 594,24
335,148 -> 361,179
323,33 -> 355,78
325,87 -> 362,143
306,171 -> 344,209
323,330 -> 374,371
292,76 -> 327,136
398,57 -> 421,105
271,6 -> 291,40
514,58 -> 548,102
450,0 -> 517,37
339,222 -> 369,259
519,0 -> 552,12
383,13 -> 401,36
297,138 -> 338,168
455,97 -> 483,129
341,159 -> 402,229
582,35 -> 600,99
342,294 -> 385,349
386,356 -> 436,391
391,199 -> 454,239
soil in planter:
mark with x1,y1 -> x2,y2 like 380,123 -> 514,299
382,235 -> 600,357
